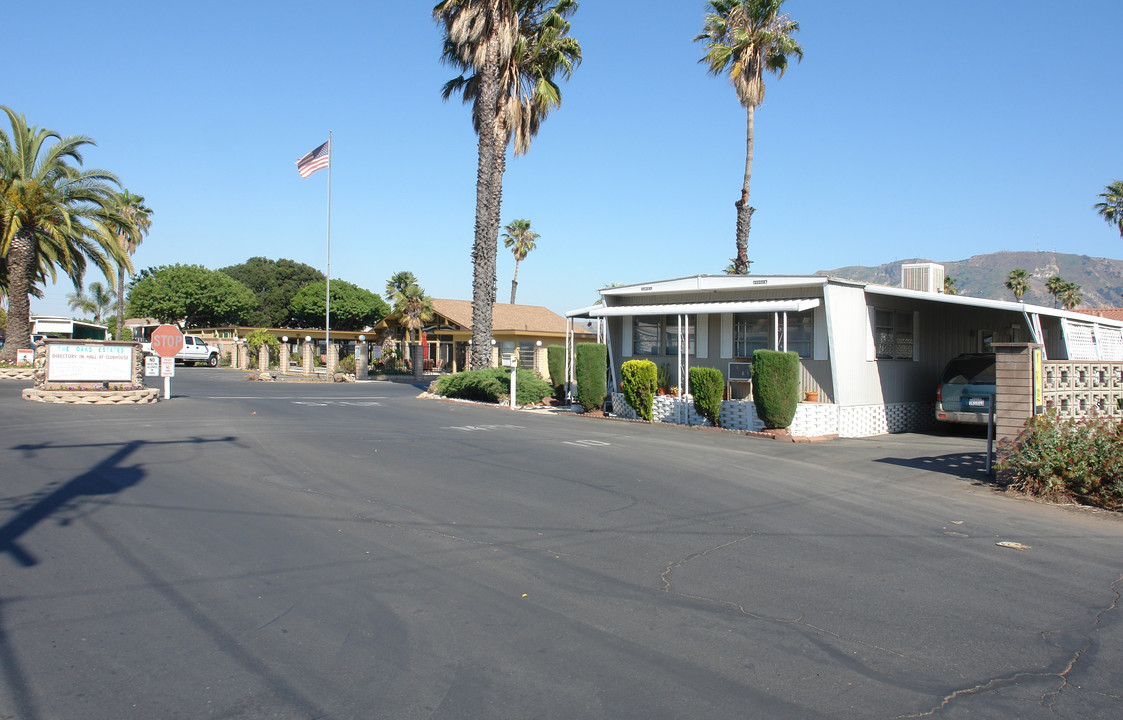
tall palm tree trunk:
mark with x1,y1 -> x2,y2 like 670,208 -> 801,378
116,264 -> 127,339
732,105 -> 756,275
1,231 -> 35,363
510,258 -> 521,304
469,11 -> 502,371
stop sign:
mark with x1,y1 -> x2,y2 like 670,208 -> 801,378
150,324 -> 184,358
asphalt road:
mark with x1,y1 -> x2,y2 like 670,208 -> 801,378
1,369 -> 1121,719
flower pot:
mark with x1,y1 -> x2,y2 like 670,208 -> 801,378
804,391 -> 819,403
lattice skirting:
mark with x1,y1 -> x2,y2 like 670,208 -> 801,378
610,393 -> 934,438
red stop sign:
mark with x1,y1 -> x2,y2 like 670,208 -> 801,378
151,324 -> 184,358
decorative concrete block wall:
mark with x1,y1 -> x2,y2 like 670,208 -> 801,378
610,393 -> 930,438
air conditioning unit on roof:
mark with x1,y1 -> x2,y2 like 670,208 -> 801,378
900,262 -> 945,293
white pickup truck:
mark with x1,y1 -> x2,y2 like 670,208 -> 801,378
141,334 -> 221,367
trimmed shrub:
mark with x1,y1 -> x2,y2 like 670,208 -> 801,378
752,350 -> 799,429
245,329 -> 280,365
434,368 -> 553,405
575,343 -> 607,412
547,344 -> 567,400
339,355 -> 356,374
689,366 -> 724,426
996,412 -> 1123,510
621,359 -> 657,421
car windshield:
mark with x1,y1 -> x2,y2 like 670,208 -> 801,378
941,356 -> 995,384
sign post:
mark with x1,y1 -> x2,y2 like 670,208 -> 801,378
503,353 -> 518,409
151,324 -> 184,399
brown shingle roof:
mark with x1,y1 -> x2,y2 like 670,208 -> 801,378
400,299 -> 593,335
1074,308 -> 1123,322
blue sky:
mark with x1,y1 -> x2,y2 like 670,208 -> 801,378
8,1 -> 1122,320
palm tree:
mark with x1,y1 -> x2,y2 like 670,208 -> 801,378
435,0 -> 511,370
436,0 -> 580,369
501,218 -> 538,303
384,270 -> 419,302
1094,180 -> 1123,237
1060,282 -> 1082,310
66,281 -> 115,322
0,107 -> 125,362
1045,275 -> 1066,308
397,284 -> 435,345
66,286 -> 97,319
943,276 -> 957,295
1005,268 -> 1029,301
696,0 -> 802,276
108,190 -> 152,338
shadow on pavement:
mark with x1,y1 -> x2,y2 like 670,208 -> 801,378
0,436 -> 237,720
874,451 -> 1004,485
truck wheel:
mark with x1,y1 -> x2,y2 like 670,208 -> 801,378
208,354 -> 219,367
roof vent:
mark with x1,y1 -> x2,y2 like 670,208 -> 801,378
900,262 -> 945,293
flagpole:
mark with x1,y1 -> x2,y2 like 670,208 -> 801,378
325,130 -> 332,363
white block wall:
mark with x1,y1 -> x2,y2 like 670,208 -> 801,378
610,393 -> 934,438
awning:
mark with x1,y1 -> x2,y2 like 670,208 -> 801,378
581,298 -> 820,318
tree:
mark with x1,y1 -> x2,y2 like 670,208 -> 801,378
289,279 -> 389,331
1045,275 -> 1066,308
943,276 -> 957,295
1005,268 -> 1029,301
436,0 -> 581,369
1060,282 -> 1083,310
67,281 -> 115,322
501,218 -> 538,303
397,284 -> 435,345
104,190 -> 151,338
0,107 -> 127,362
127,264 -> 257,327
1094,180 -> 1123,237
696,0 -> 802,276
220,257 -> 325,327
384,270 -> 419,302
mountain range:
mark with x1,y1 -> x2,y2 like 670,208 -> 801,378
817,251 -> 1123,308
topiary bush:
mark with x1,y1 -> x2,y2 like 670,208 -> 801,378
547,344 -> 567,400
689,366 -> 724,426
996,412 -> 1123,510
575,343 -> 607,412
621,359 -> 657,421
752,350 -> 799,429
434,368 -> 553,405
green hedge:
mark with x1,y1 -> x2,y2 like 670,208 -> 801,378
547,344 -> 567,401
621,359 -> 657,421
434,368 -> 554,405
575,343 -> 607,412
689,366 -> 724,426
752,350 -> 799,429
996,412 -> 1123,510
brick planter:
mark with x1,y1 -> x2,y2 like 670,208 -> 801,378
0,367 -> 35,381
22,388 -> 160,405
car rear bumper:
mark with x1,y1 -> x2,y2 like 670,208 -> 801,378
935,406 -> 990,425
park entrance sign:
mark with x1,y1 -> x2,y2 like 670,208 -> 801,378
151,325 -> 184,358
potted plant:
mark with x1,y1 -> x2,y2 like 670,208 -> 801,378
656,363 -> 671,395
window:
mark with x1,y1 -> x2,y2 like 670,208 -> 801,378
787,312 -> 813,358
733,315 -> 770,358
874,309 -> 914,360
632,317 -> 660,356
664,315 -> 696,356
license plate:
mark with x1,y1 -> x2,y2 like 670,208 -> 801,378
968,398 -> 986,407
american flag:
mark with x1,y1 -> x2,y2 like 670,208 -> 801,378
295,140 -> 330,178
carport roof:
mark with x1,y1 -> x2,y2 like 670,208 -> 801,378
571,298 -> 821,318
